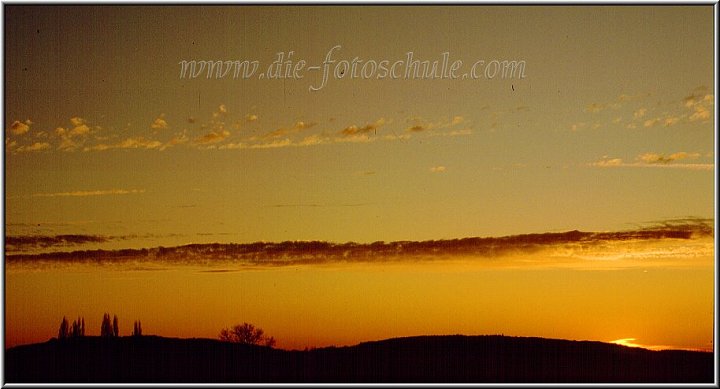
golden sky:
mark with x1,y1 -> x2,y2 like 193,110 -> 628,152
3,6 -> 714,247
2,5 -> 716,353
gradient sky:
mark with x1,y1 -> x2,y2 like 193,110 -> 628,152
4,5 -> 715,247
2,5 -> 716,353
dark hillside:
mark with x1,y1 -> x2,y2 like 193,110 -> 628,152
4,335 -> 713,383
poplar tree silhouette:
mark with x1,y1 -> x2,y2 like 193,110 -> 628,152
112,315 -> 119,337
100,313 -> 114,337
58,317 -> 70,340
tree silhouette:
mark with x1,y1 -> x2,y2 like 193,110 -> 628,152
112,315 -> 119,337
219,322 -> 276,347
58,317 -> 70,340
100,313 -> 113,337
133,320 -> 142,337
71,317 -> 85,337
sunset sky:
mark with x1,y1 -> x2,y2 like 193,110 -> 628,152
2,5 -> 716,353
4,6 -> 714,248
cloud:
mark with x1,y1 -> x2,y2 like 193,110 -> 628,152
5,234 -> 113,252
9,119 -> 31,135
430,166 -> 446,173
643,118 -> 658,128
633,108 -> 647,119
682,87 -> 713,123
585,103 -> 605,113
212,104 -> 228,119
249,138 -> 292,149
5,139 -> 17,152
195,130 -> 230,145
218,142 -> 245,150
570,123 -> 585,132
683,86 -> 710,107
340,118 -> 385,137
70,124 -> 90,136
335,134 -> 377,144
8,219 -> 712,267
161,132 -> 189,150
31,188 -> 146,198
246,114 -> 258,122
151,114 -> 168,130
264,121 -> 316,138
16,142 -> 51,152
592,157 -> 623,167
448,129 -> 473,136
451,116 -> 464,125
592,152 -> 711,170
663,116 -> 681,127
51,117 -> 94,151
637,152 -> 699,164
298,134 -> 330,147
70,117 -> 85,126
689,105 -> 710,122
86,137 -> 163,151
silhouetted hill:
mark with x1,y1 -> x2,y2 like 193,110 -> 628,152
4,335 -> 714,383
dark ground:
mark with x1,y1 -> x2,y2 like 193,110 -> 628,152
3,334 -> 714,383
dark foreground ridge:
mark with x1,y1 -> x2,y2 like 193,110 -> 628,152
4,335 -> 713,383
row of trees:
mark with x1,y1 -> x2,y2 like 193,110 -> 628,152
58,314 -> 142,339
58,317 -> 85,339
59,316 -> 275,348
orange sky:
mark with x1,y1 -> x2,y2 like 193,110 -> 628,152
5,233 -> 714,351
2,5 -> 716,355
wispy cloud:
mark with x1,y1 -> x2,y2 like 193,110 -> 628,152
430,166 -> 447,173
585,103 -> 605,113
572,87 -> 714,131
637,151 -> 700,164
592,152 -> 712,170
30,188 -> 146,198
150,114 -> 168,130
263,121 -> 316,139
195,130 -> 230,145
8,109 -> 474,155
16,142 -> 51,153
633,108 -> 647,119
5,234 -> 112,252
86,137 -> 163,151
340,118 -> 386,137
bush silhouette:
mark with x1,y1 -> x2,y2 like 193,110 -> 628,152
219,322 -> 276,347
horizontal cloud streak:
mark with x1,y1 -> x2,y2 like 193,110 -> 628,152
5,234 -> 112,252
592,152 -> 713,171
30,189 -> 146,198
6,219 -> 713,268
